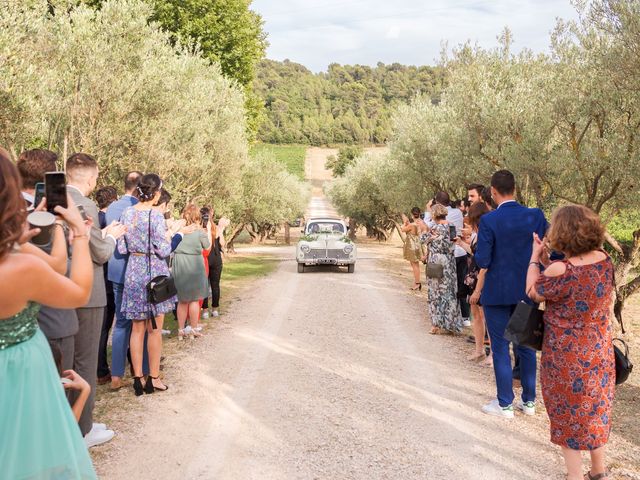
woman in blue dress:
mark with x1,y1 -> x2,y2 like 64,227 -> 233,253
118,173 -> 175,395
0,148 -> 97,479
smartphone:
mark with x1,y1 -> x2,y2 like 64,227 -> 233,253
45,172 -> 67,214
77,205 -> 88,221
33,182 -> 45,208
449,224 -> 457,240
60,377 -> 72,385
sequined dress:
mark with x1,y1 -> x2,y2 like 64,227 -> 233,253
0,302 -> 97,479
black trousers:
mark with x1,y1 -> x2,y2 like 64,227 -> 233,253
97,289 -> 115,378
207,255 -> 223,309
455,255 -> 471,318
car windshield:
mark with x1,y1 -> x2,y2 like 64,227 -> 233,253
306,222 -> 344,234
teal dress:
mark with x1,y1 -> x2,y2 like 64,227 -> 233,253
172,230 -> 210,302
0,303 -> 97,479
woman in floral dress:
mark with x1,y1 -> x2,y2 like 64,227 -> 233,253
118,174 -> 175,396
527,205 -> 615,480
421,204 -> 462,334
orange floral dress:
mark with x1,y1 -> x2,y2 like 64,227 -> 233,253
535,258 -> 616,450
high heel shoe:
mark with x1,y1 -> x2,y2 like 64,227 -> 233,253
133,376 -> 144,397
149,376 -> 169,392
410,283 -> 422,291
143,376 -> 155,394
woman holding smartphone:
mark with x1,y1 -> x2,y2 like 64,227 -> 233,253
0,148 -> 97,479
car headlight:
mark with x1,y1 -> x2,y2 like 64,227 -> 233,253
300,244 -> 310,253
343,244 -> 354,254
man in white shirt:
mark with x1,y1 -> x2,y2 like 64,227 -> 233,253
425,192 -> 471,326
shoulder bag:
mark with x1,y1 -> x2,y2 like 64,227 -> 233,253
504,301 -> 544,351
611,267 -> 633,385
145,210 -> 177,329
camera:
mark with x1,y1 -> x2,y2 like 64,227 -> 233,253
200,208 -> 210,228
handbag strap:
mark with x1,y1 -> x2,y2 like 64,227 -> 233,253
147,210 -> 157,329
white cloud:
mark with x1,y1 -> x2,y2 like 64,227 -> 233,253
252,0 -> 580,72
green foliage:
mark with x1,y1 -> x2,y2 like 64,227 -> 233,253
253,59 -> 447,145
249,143 -> 306,180
82,0 -> 268,138
326,145 -> 363,177
231,152 -> 309,232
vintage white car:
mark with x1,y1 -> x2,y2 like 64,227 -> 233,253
296,218 -> 357,273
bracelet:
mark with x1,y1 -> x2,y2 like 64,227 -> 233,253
72,233 -> 89,240
529,261 -> 541,268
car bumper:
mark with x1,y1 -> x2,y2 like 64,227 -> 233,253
299,258 -> 355,266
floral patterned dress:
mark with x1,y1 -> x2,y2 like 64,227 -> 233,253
421,224 -> 462,332
535,257 -> 616,450
118,207 -> 175,320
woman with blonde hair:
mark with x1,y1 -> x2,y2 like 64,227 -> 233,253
421,203 -> 461,334
527,205 -> 615,480
174,204 -> 211,339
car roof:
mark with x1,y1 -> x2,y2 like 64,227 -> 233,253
307,218 -> 345,223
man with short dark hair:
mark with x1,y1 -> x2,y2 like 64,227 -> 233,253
475,170 -> 548,419
467,183 -> 484,205
17,149 -> 57,207
66,153 -> 125,447
18,149 -> 79,379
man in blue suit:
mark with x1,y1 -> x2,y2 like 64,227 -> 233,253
475,170 -> 548,418
106,171 -> 144,389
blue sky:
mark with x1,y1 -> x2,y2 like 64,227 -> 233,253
251,0 -> 580,72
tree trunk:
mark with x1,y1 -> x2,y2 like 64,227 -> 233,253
225,223 -> 245,253
284,223 -> 290,245
607,227 -> 640,333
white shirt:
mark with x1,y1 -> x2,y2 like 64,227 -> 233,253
497,199 -> 517,209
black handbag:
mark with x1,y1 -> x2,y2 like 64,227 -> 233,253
145,211 -> 176,329
613,338 -> 633,385
504,301 -> 544,351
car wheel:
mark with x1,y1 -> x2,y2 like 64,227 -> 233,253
297,263 -> 305,273
347,264 -> 355,273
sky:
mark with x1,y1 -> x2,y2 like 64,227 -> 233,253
251,0 -> 580,72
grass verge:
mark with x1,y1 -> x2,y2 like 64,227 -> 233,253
250,143 -> 307,180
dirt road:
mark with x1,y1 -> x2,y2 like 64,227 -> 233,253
96,148 -> 639,480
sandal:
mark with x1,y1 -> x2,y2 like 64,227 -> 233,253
429,327 -> 442,335
585,471 -> 609,480
150,376 -> 169,392
467,352 -> 485,361
178,329 -> 187,341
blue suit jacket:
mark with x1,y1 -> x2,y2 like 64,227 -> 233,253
475,201 -> 548,306
106,195 -> 138,284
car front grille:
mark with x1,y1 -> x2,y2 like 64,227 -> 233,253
304,248 -> 349,260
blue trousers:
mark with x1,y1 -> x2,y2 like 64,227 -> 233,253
483,305 -> 537,407
111,282 -> 148,377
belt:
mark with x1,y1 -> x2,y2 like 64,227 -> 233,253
130,253 -> 151,257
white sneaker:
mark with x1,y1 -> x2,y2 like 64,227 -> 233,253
515,399 -> 536,416
195,326 -> 203,332
92,422 -> 107,431
201,311 -> 209,319
184,325 -> 193,334
212,310 -> 219,318
482,399 -> 514,419
462,318 -> 471,327
161,329 -> 171,335
84,428 -> 115,448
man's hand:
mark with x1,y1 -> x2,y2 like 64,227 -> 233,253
104,221 -> 126,239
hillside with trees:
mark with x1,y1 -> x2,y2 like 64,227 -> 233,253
253,59 -> 447,145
